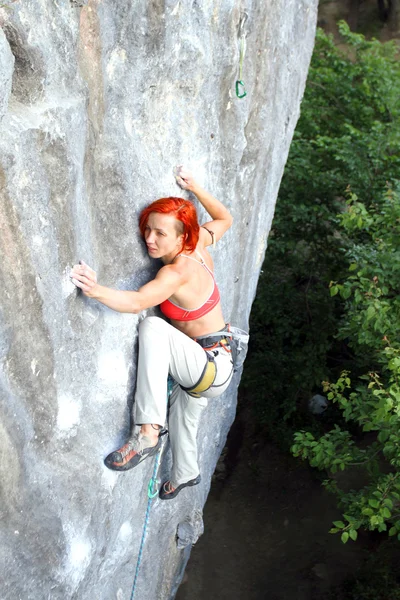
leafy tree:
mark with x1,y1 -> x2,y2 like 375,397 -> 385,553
243,23 -> 400,444
244,25 -> 400,540
293,186 -> 400,540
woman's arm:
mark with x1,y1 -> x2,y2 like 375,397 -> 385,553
175,167 -> 233,245
70,261 -> 184,313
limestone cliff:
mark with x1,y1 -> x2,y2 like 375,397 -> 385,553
0,1 -> 317,598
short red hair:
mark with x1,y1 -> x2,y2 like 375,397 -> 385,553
139,197 -> 200,253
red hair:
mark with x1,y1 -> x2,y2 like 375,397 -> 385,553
139,197 -> 200,253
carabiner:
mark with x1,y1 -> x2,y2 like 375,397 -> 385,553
236,80 -> 247,99
147,477 -> 159,499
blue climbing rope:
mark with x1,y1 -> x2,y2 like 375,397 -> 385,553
130,377 -> 174,600
130,441 -> 164,600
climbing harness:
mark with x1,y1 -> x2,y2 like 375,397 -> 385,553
181,352 -> 217,398
196,325 -> 249,371
236,12 -> 248,99
182,324 -> 249,398
130,377 -> 174,600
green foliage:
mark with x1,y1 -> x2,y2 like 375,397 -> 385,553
243,24 -> 400,447
292,186 -> 400,540
243,23 -> 400,542
275,22 -> 400,255
333,187 -> 400,366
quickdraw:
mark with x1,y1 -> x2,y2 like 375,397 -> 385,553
236,12 -> 248,99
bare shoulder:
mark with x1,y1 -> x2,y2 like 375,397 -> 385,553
157,261 -> 189,283
174,247 -> 214,272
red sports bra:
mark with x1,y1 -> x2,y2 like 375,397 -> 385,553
160,251 -> 220,321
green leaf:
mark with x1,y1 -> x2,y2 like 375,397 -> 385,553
378,430 -> 390,443
341,532 -> 349,544
330,285 -> 339,297
341,286 -> 352,300
366,305 -> 376,320
362,508 -> 374,516
349,529 -> 358,541
333,521 -> 345,528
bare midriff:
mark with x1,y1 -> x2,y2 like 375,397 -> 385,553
170,302 -> 226,338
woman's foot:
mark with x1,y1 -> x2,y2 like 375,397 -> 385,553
159,475 -> 201,500
104,431 -> 160,471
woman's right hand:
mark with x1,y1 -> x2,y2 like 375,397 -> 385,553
174,166 -> 197,192
70,260 -> 98,298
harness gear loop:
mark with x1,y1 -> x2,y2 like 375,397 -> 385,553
197,325 -> 249,371
180,352 -> 217,398
236,12 -> 248,99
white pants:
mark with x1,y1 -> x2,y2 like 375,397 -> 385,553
133,317 -> 234,487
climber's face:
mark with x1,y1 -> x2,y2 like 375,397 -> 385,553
144,212 -> 184,263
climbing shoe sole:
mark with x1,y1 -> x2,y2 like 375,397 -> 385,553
159,475 -> 201,500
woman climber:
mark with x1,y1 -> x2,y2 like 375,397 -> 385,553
70,167 -> 234,499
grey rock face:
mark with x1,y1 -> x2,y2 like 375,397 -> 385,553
0,1 -> 317,598
0,27 -> 14,123
176,509 -> 204,550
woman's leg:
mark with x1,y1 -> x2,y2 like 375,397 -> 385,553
105,316 -> 208,471
133,316 -> 208,425
166,345 -> 234,489
168,385 -> 208,487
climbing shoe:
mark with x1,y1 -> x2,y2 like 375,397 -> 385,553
104,433 -> 161,471
159,475 -> 201,500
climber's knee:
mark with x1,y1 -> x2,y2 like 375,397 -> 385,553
138,316 -> 166,337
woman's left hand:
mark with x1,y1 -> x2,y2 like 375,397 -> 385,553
174,165 -> 197,192
70,261 -> 98,297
